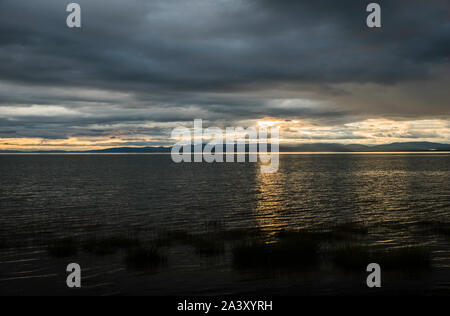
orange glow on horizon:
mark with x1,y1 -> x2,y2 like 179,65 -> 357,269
0,135 -> 165,151
1,118 -> 449,150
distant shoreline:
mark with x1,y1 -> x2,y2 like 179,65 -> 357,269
1,152 -> 450,155
1,142 -> 450,154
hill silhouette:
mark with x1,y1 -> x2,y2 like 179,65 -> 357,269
1,142 -> 450,154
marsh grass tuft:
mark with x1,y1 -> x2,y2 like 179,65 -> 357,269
190,235 -> 226,257
156,229 -> 230,257
83,234 -> 141,256
155,229 -> 191,247
331,222 -> 369,236
217,228 -> 263,241
203,220 -> 225,232
276,229 -> 331,242
125,247 -> 167,271
375,246 -> 431,270
233,238 -> 319,270
332,243 -> 431,271
331,243 -> 370,270
0,227 -> 7,249
47,237 -> 78,258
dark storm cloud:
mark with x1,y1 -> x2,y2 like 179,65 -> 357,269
0,0 -> 449,141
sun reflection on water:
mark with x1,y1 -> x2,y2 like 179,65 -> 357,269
254,161 -> 289,236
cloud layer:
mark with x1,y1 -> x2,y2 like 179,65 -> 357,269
0,0 -> 449,149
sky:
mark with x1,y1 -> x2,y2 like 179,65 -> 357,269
0,0 -> 449,150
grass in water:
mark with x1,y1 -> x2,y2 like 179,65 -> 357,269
154,229 -> 191,247
332,243 -> 431,271
47,237 -> 78,258
0,238 -> 7,249
375,246 -> 431,270
156,230 -> 226,257
330,222 -> 369,236
125,247 -> 167,271
217,228 -> 263,241
233,238 -> 319,270
0,226 -> 6,249
331,243 -> 371,270
83,234 -> 140,256
190,236 -> 226,257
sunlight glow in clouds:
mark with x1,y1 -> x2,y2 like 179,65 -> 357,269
252,118 -> 450,145
0,1 -> 449,150
1,118 -> 449,151
0,135 -> 164,151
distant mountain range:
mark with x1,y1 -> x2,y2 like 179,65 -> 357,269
280,142 -> 450,152
1,142 -> 450,154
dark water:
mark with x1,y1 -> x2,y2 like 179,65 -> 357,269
1,154 -> 450,295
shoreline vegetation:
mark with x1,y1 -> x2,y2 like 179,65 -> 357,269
0,220 -> 450,293
3,217 -> 450,295
7,220 -> 448,274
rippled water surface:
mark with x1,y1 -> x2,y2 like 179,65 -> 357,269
1,154 -> 450,295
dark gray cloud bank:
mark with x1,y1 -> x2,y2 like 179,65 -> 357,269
0,0 -> 449,146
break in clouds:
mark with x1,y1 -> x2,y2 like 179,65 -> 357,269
0,0 -> 449,149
